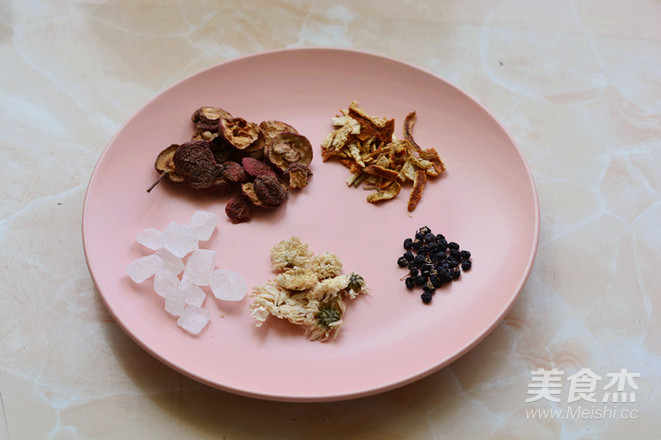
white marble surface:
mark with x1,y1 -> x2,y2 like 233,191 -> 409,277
1,1 -> 660,438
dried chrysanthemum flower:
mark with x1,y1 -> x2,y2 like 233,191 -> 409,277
276,267 -> 319,291
305,253 -> 343,280
308,273 -> 353,302
251,237 -> 367,341
270,236 -> 313,271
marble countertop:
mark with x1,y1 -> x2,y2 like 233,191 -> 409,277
1,1 -> 659,439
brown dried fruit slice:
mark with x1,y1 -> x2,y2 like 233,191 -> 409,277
208,135 -> 234,164
241,156 -> 277,178
205,176 -> 236,195
241,180 -> 287,208
284,163 -> 312,189
259,120 -> 298,145
225,194 -> 252,223
240,182 -> 265,207
241,130 -> 266,160
154,144 -> 184,183
192,106 -> 232,132
173,140 -> 222,189
266,132 -> 313,172
240,177 -> 288,208
147,144 -> 185,192
220,161 -> 248,183
220,117 -> 261,150
254,175 -> 288,208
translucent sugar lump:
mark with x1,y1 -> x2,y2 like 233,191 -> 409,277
164,285 -> 186,316
210,268 -> 247,301
188,210 -> 217,241
126,254 -> 163,283
177,305 -> 211,335
184,249 -> 217,286
136,227 -> 162,250
180,278 -> 206,307
153,269 -> 180,298
126,210 -> 245,336
155,248 -> 184,276
160,221 -> 199,258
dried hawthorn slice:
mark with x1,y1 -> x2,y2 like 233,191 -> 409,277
154,144 -> 185,183
283,163 -> 312,189
254,175 -> 288,207
209,135 -> 234,164
220,117 -> 261,151
220,161 -> 248,183
259,120 -> 298,145
240,182 -> 265,207
242,176 -> 288,208
241,157 -> 277,178
241,130 -> 266,160
191,106 -> 232,132
266,132 -> 313,172
225,194 -> 252,223
205,176 -> 236,195
147,144 -> 184,192
173,140 -> 222,189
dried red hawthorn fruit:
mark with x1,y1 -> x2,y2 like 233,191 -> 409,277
209,135 -> 234,163
220,117 -> 260,151
225,194 -> 252,223
173,140 -> 222,189
266,132 -> 313,172
240,182 -> 265,207
192,106 -> 232,133
254,175 -> 288,207
205,176 -> 236,195
284,163 -> 312,189
220,160 -> 248,183
259,120 -> 298,145
241,156 -> 277,178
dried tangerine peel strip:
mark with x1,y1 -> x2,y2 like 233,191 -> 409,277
320,102 -> 446,210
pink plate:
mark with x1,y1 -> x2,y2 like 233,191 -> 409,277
83,48 -> 539,402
